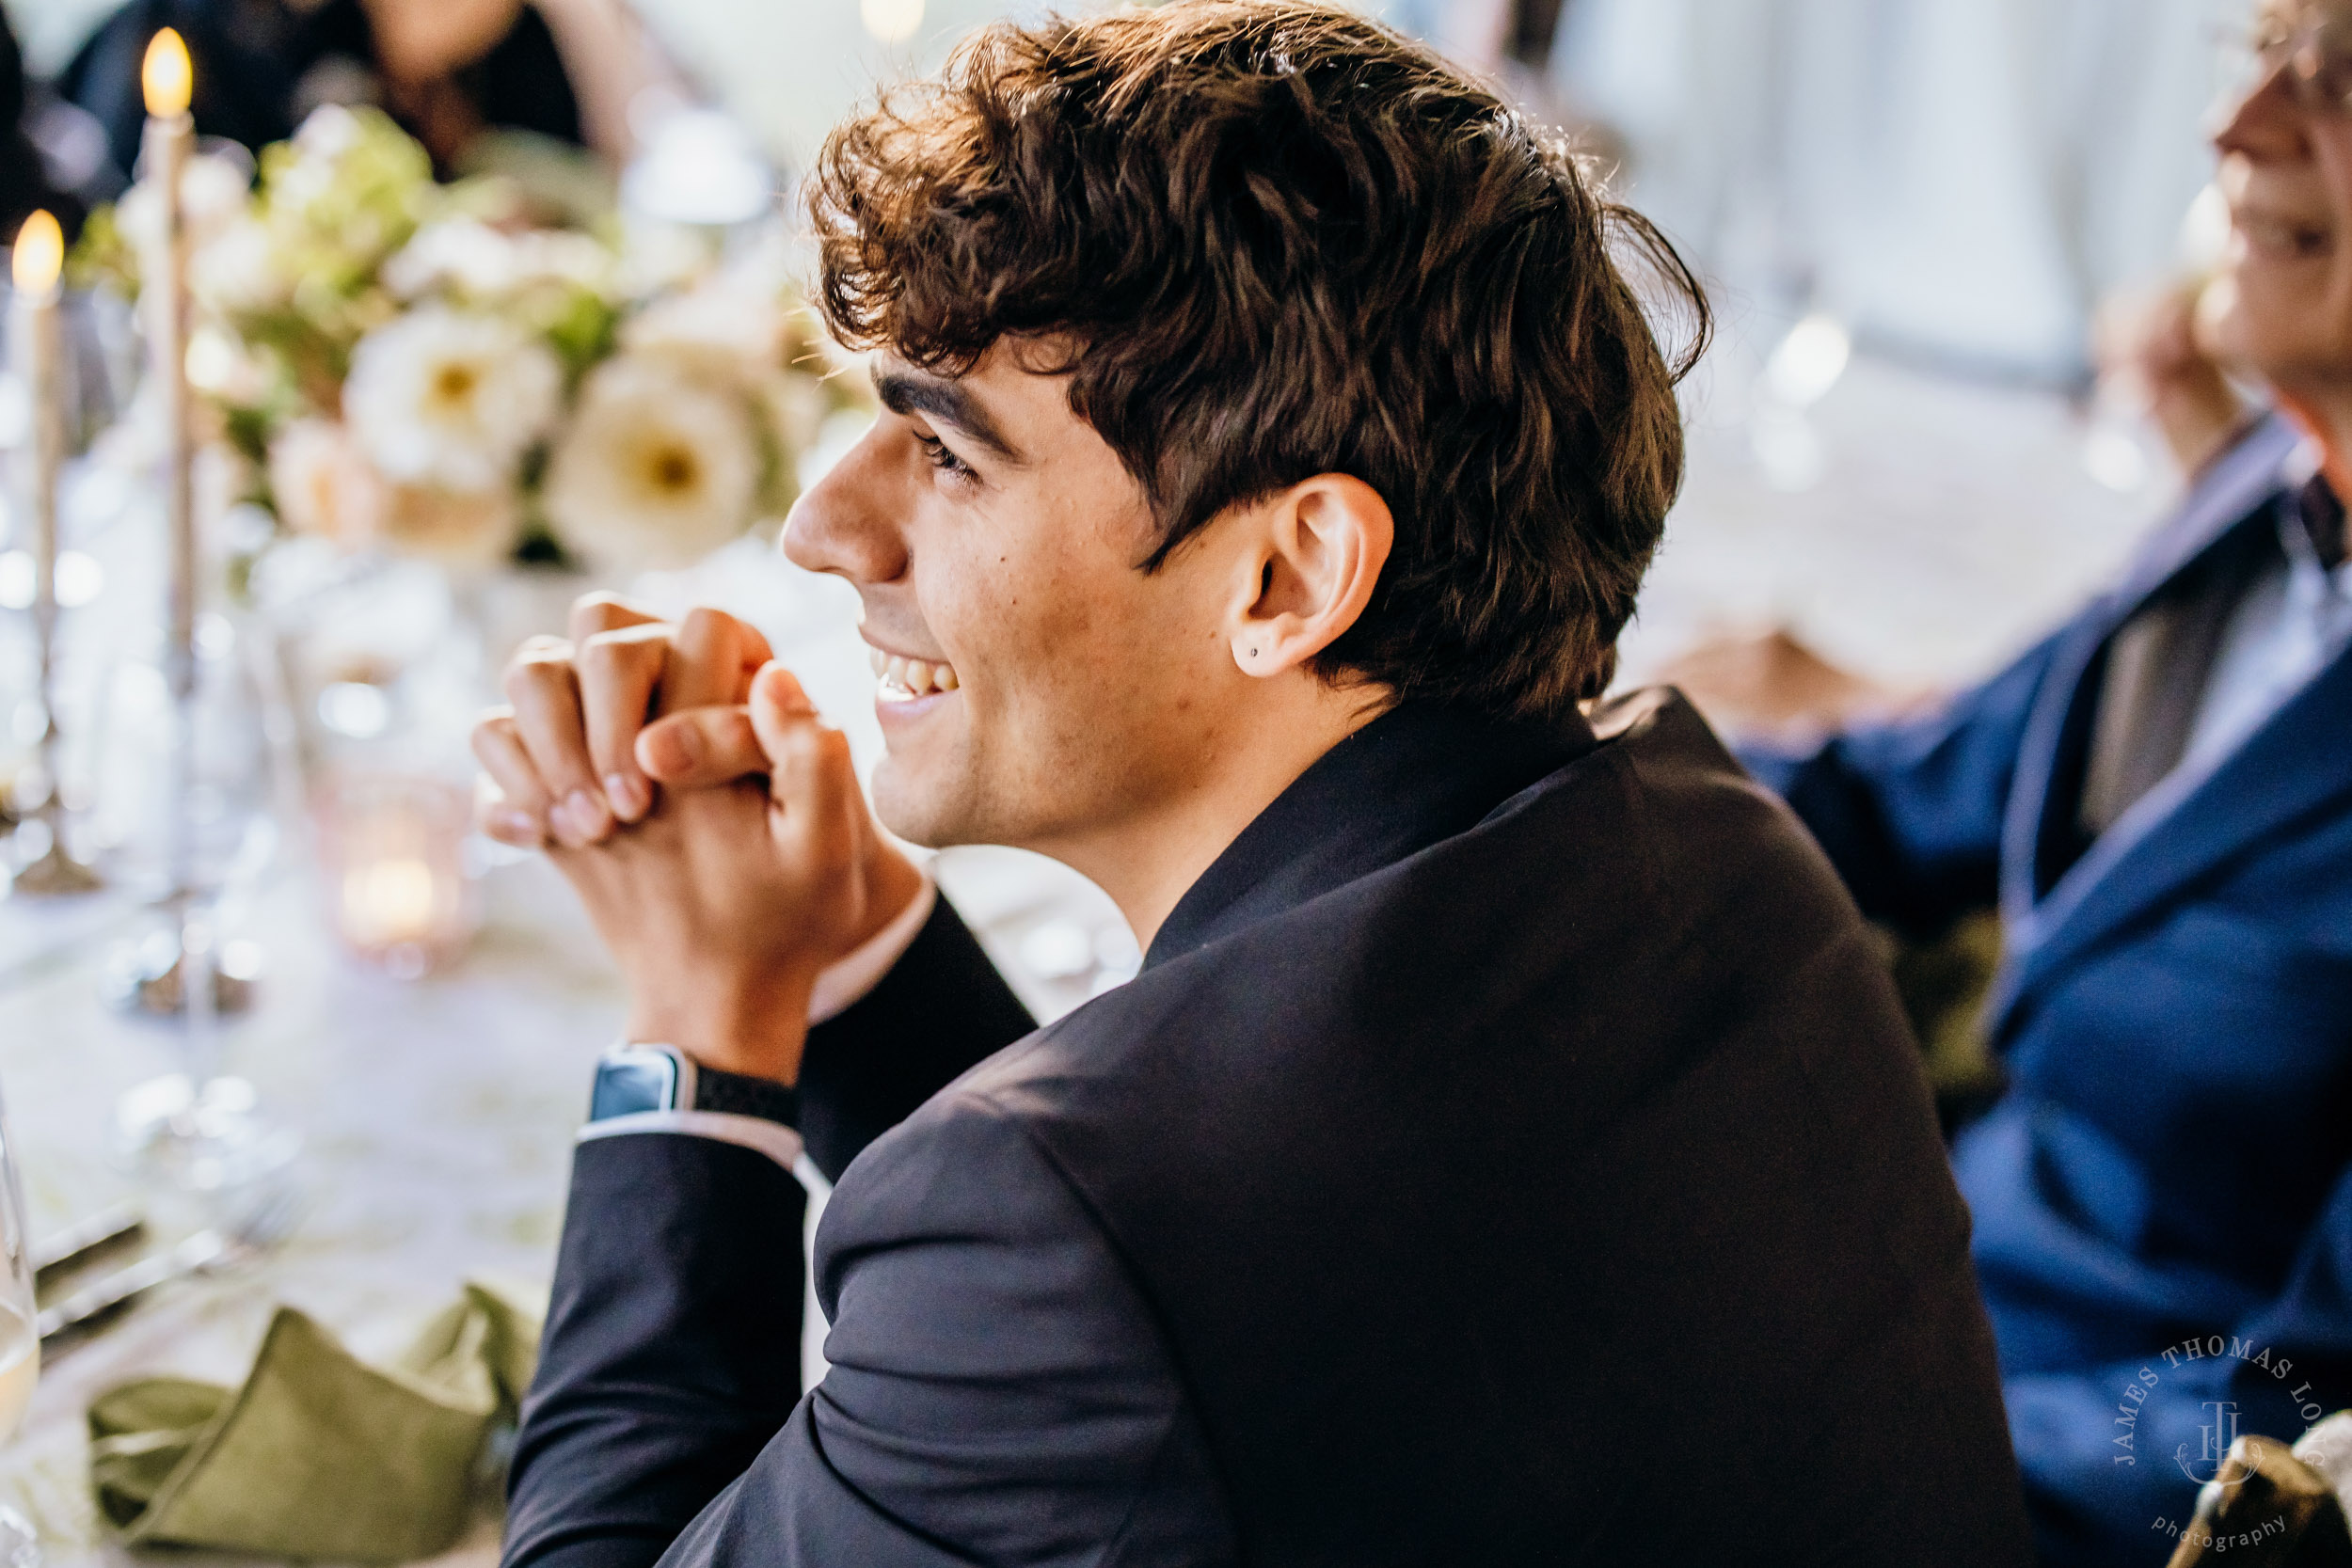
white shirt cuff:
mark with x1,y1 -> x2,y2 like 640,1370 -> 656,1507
581,874 -> 930,1186
578,1109 -> 833,1195
806,869 -> 936,1025
579,1108 -> 804,1170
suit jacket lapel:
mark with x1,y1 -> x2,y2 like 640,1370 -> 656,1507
1996,649 -> 2352,1031
1990,416 -> 2310,1028
2101,417 -> 2309,610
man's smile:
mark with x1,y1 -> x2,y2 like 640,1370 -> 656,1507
2223,156 -> 2339,261
2234,198 -> 2337,259
866,645 -> 962,703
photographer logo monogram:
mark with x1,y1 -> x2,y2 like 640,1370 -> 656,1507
2182,1400 -> 2244,1485
2113,1335 -> 2330,1481
2126,1338 -> 2338,1550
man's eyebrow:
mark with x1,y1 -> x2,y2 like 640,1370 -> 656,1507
872,369 -> 1024,463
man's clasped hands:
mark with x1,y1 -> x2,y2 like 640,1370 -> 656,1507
469,596 -> 926,1086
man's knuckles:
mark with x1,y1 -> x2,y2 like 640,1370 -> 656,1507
677,605 -> 756,656
501,639 -> 580,705
567,593 -> 662,643
580,623 -> 673,672
470,705 -> 517,753
663,609 -> 769,710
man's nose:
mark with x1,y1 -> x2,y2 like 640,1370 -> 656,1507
2213,55 -> 2312,161
782,424 -> 912,587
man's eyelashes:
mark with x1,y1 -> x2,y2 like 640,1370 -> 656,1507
916,434 -> 978,482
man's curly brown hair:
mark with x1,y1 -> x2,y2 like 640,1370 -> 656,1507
808,0 -> 1708,719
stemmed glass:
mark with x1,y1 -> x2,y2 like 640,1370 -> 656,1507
99,610 -> 297,1190
0,1073 -> 40,1564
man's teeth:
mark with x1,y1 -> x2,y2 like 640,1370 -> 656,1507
868,648 -> 960,697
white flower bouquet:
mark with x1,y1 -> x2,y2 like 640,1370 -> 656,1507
76,105 -> 851,577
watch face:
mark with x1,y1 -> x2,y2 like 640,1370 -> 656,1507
591,1052 -> 679,1120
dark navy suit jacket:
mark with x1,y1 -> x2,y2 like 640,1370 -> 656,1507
1747,416 -> 2352,1566
505,695 -> 2031,1566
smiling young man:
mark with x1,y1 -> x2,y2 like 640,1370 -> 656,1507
477,5 -> 2030,1563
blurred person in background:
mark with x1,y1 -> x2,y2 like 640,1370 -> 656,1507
3,8 -> 121,237
1677,3 -> 2352,1560
1,9 -> 69,237
54,0 -> 673,183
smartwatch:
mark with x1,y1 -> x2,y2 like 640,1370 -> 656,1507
588,1045 -> 800,1127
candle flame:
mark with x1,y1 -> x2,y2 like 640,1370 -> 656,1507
10,211 -> 62,297
142,28 -> 192,119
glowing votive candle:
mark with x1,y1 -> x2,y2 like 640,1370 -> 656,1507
318,774 -> 478,978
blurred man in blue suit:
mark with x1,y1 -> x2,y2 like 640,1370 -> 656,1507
1739,5 -> 2352,1560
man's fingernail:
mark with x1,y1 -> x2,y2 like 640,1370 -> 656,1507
758,665 -> 817,714
649,724 -> 699,775
605,772 -> 651,821
495,810 -> 542,845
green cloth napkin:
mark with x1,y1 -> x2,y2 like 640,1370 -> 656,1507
87,1279 -> 545,1563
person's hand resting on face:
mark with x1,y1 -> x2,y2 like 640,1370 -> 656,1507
469,595 -> 925,1085
2094,277 -> 2256,481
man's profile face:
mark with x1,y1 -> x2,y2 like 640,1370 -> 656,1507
2210,0 -> 2352,386
781,346 -> 1247,854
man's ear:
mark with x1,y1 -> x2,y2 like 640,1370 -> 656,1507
1227,475 -> 1394,678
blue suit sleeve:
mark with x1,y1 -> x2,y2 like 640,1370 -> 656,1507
2004,1166 -> 2352,1568
1736,627 -> 2074,939
505,1099 -> 1233,1568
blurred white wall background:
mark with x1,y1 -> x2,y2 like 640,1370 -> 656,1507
1552,0 -> 2244,380
4,0 -> 1044,165
622,0 -> 1042,172
9,0 -> 2238,380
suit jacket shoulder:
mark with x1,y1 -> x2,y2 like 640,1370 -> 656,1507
805,1087 -> 1237,1565
929,691 -> 2026,1564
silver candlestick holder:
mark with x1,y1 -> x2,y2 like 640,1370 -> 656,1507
10,530 -> 103,895
105,68 -> 294,1189
8,213 -> 102,896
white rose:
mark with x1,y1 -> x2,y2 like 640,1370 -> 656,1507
543,354 -> 762,574
189,217 -> 288,314
623,279 -> 786,369
381,218 -> 518,301
118,150 -> 252,276
376,483 -> 521,568
342,307 -> 563,494
267,419 -> 384,547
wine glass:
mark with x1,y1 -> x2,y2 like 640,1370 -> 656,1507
0,1073 -> 40,1564
97,611 -> 298,1190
